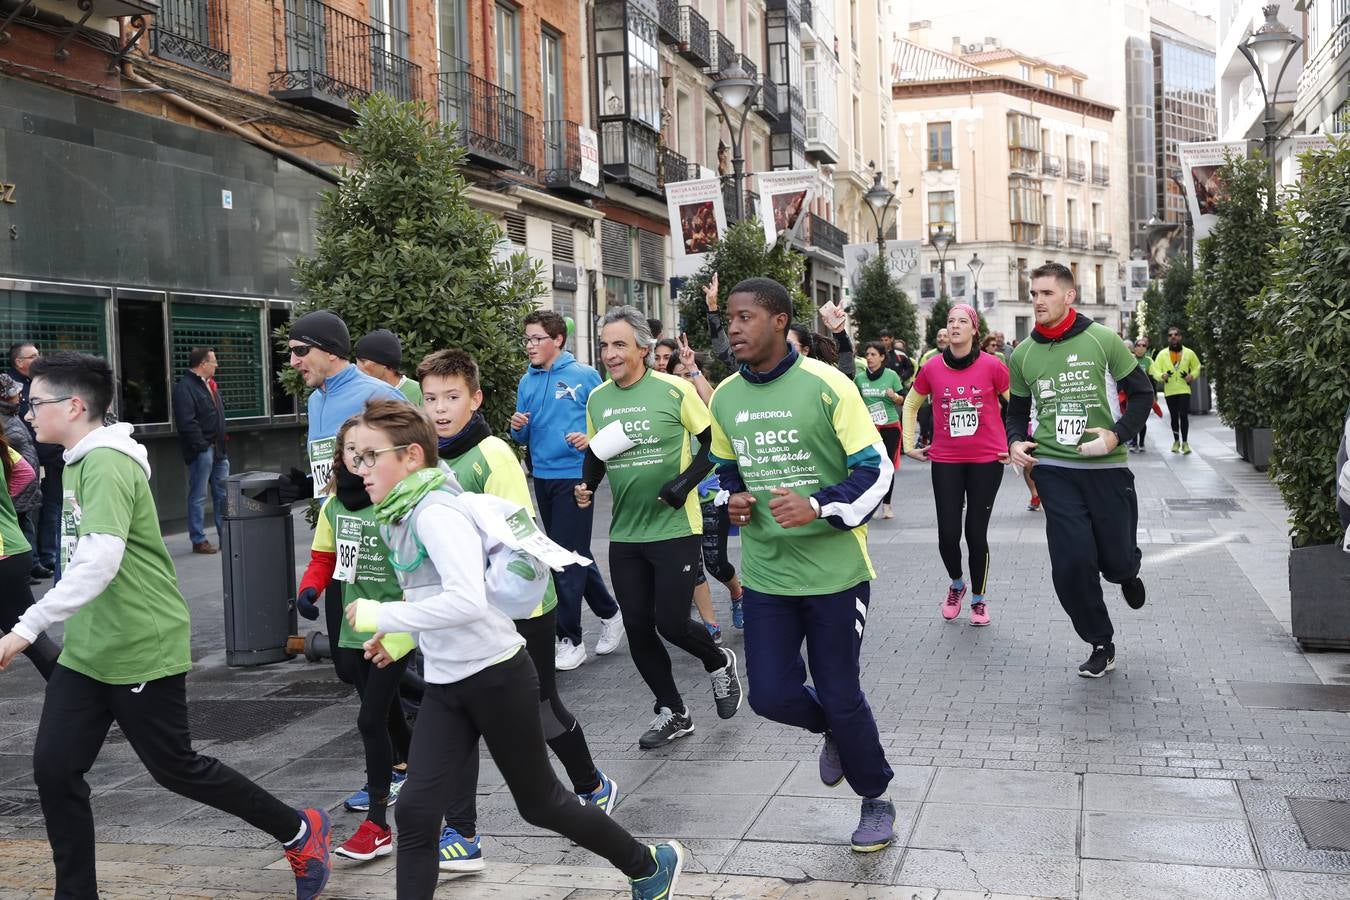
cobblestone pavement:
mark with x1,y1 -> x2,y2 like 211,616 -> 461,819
2,415 -> 1349,898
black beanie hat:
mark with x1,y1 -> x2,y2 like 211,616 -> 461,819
355,329 -> 402,370
289,310 -> 350,358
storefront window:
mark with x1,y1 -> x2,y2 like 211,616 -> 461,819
171,300 -> 268,419
0,289 -> 109,359
117,294 -> 170,425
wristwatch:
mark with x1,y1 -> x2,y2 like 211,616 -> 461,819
808,496 -> 821,518
688,370 -> 701,378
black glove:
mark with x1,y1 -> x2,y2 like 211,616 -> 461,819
277,467 -> 313,506
295,587 -> 320,621
657,473 -> 696,509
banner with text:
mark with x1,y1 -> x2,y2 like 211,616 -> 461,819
666,178 -> 729,277
1124,259 -> 1149,311
1177,140 -> 1252,241
842,240 -> 922,309
755,169 -> 816,244
578,127 -> 600,186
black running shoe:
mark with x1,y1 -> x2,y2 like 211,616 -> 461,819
1078,643 -> 1116,678
710,648 -> 743,719
1122,577 -> 1146,610
639,707 -> 694,749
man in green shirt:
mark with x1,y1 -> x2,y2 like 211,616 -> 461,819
1004,264 -> 1154,678
708,277 -> 898,853
576,306 -> 741,750
0,352 -> 333,899
357,328 -> 423,405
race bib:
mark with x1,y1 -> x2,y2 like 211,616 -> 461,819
948,399 -> 978,438
60,489 -> 79,570
333,514 -> 362,584
1055,401 -> 1088,445
506,508 -> 592,571
308,437 -> 337,497
868,402 -> 889,426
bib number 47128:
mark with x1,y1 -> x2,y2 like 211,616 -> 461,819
1055,415 -> 1087,444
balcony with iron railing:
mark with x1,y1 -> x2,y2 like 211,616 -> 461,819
601,120 -> 661,196
1068,228 -> 1088,249
718,176 -> 761,223
755,75 -> 779,123
541,120 -> 605,198
803,213 -> 846,258
1091,163 -> 1109,185
1066,158 -> 1086,181
1093,232 -> 1112,252
1043,225 -> 1065,246
660,145 -> 689,189
152,0 -> 230,79
437,61 -> 526,171
739,54 -> 758,81
677,6 -> 711,68
766,0 -> 803,19
1041,154 -> 1062,177
656,0 -> 680,44
706,30 -> 736,75
772,84 -> 805,138
270,0 -> 422,118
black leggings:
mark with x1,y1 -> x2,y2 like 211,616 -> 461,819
334,645 -> 412,828
0,551 -> 60,679
1166,394 -> 1190,442
930,461 -> 1004,596
610,536 -> 725,713
444,609 -> 600,835
878,426 -> 901,504
694,499 -> 736,587
395,650 -> 650,897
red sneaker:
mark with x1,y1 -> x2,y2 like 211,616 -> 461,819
334,819 -> 393,861
285,808 -> 332,899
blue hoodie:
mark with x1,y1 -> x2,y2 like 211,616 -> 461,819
306,363 -> 406,444
510,351 -> 601,479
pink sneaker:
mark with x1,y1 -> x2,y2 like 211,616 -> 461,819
970,601 -> 990,626
941,583 -> 967,620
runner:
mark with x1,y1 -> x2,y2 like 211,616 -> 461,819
0,352 -> 332,899
576,306 -> 743,749
902,304 -> 1010,626
418,349 -> 617,872
510,310 -> 624,671
1004,264 -> 1153,677
342,400 -> 684,900
1126,337 -> 1160,453
0,432 -> 59,677
356,328 -> 423,404
708,277 -> 898,852
1148,327 -> 1201,454
854,342 -> 904,519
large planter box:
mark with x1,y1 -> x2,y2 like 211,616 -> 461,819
1290,542 -> 1350,651
1250,427 -> 1273,472
1189,374 -> 1212,415
1236,426 -> 1252,460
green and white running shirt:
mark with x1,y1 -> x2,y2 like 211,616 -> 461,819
586,368 -> 710,542
1008,320 -> 1140,466
709,355 -> 879,596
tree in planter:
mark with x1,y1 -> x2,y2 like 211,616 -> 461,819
677,220 -> 814,381
1246,141 -> 1350,548
849,252 -> 919,350
924,292 -> 952,351
1184,154 -> 1275,431
1148,258 -> 1193,350
281,93 -> 545,436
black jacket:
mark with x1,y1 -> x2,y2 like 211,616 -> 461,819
7,367 -> 64,468
172,371 -> 226,463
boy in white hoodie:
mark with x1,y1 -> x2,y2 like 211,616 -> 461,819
0,352 -> 333,900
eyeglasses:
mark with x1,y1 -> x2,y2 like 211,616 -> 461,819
521,336 -> 552,348
27,395 -> 72,410
347,445 -> 409,470
16,353 -> 38,362
288,344 -> 317,358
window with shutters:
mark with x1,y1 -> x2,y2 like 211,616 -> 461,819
552,224 -> 575,263
505,211 -> 527,246
171,301 -> 267,419
0,289 -> 109,360
601,220 -> 632,276
638,230 -> 664,283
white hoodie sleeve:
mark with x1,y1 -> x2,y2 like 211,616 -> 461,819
372,504 -> 493,633
12,534 -> 126,643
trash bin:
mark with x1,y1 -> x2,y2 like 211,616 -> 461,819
1189,373 -> 1212,415
221,472 -> 298,666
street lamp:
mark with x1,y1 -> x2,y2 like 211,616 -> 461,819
708,63 -> 761,224
930,225 -> 954,297
1237,3 -> 1303,212
863,162 -> 899,254
967,253 -> 985,305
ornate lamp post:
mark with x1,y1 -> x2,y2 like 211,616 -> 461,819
708,63 -> 760,223
1237,3 -> 1303,213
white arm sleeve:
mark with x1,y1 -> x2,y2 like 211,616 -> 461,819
373,505 -> 493,633
13,533 -> 127,643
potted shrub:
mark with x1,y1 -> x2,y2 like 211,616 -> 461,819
1247,140 -> 1350,649
1186,154 -> 1276,464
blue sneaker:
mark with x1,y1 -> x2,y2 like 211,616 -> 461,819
580,770 -> 620,816
437,825 -> 485,872
630,841 -> 684,900
343,769 -> 407,812
284,808 -> 332,900
819,733 -> 844,787
705,621 -> 723,644
731,596 -> 744,629
851,798 -> 896,853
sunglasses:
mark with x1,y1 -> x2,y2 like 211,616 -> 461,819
288,344 -> 317,357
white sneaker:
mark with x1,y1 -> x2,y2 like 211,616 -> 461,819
555,637 -> 587,671
595,612 -> 625,656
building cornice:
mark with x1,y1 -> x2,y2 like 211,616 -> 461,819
892,77 -> 1117,121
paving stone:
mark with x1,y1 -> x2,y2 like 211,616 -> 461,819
1082,810 -> 1259,868
776,762 -> 932,802
909,802 -> 1078,857
639,759 -> 794,797
895,848 -> 1078,897
745,796 -> 919,846
1267,869 -> 1350,899
1080,859 -> 1272,899
719,839 -> 904,885
926,768 -> 1080,809
1083,773 -> 1245,817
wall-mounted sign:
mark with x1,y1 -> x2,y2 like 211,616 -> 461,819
553,263 -> 579,292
